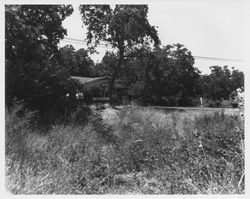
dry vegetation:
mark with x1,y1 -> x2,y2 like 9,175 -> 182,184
6,103 -> 244,194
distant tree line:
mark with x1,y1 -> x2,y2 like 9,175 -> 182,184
6,4 -> 244,115
200,66 -> 244,105
93,46 -> 244,106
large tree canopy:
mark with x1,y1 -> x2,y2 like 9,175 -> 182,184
59,45 -> 94,77
231,68 -> 244,92
200,66 -> 244,102
5,5 -> 78,112
91,51 -> 118,77
79,5 -> 160,102
80,5 -> 160,50
6,5 -> 73,63
125,44 -> 201,105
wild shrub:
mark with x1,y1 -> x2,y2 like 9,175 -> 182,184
180,111 -> 244,193
108,107 -> 177,172
5,103 -> 116,194
5,99 -> 37,157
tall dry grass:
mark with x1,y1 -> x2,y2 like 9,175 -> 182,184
5,104 -> 244,194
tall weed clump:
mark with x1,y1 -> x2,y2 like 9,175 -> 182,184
5,100 -> 37,157
100,107 -> 185,193
181,111 -> 244,193
112,107 -> 174,171
6,102 -> 116,194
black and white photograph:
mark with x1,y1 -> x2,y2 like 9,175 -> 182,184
3,0 -> 248,195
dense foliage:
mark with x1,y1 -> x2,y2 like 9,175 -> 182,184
128,44 -> 201,106
200,66 -> 244,103
59,45 -> 94,77
5,5 -> 82,113
93,44 -> 201,106
5,5 -> 73,62
93,44 -> 244,106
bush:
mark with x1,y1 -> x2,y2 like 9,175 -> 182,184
177,95 -> 195,106
181,111 -> 244,193
5,99 -> 37,157
206,99 -> 222,107
6,102 -> 116,194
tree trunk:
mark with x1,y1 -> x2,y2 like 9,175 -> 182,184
108,67 -> 119,105
109,53 -> 123,105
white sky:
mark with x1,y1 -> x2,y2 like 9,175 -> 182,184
59,1 -> 246,74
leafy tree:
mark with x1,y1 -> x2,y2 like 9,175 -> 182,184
161,44 -> 200,101
79,5 -> 160,103
231,68 -> 244,91
200,66 -> 244,106
6,5 -> 73,63
74,48 -> 94,76
201,66 -> 233,101
59,45 -> 94,77
59,44 -> 76,72
121,44 -> 201,106
5,5 -> 77,112
91,51 -> 118,77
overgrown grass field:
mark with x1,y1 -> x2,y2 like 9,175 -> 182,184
6,103 -> 244,194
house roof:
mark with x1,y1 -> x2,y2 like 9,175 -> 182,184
71,76 -> 110,85
71,76 -> 126,90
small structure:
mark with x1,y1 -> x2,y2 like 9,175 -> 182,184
71,76 -> 110,105
71,76 -> 110,96
71,76 -> 127,105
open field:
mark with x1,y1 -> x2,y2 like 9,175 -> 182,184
6,104 -> 244,194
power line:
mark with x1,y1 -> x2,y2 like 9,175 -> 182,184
64,37 -> 110,47
193,56 -> 244,62
62,39 -> 88,46
61,39 -> 108,48
61,37 -> 244,62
